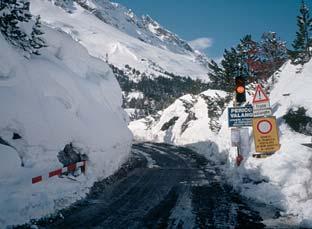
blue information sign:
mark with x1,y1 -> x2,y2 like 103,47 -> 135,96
228,106 -> 253,127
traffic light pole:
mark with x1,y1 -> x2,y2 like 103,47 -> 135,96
234,81 -> 244,167
233,62 -> 246,166
233,94 -> 243,166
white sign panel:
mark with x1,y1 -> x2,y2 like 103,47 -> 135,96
239,128 -> 250,155
253,101 -> 272,117
253,101 -> 270,110
253,108 -> 272,117
231,128 -> 240,146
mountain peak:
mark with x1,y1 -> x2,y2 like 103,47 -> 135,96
142,14 -> 157,25
71,0 -> 197,55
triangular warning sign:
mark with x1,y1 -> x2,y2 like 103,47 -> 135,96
253,84 -> 269,103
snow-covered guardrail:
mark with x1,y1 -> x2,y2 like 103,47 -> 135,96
32,161 -> 87,184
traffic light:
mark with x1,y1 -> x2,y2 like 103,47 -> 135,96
235,76 -> 246,103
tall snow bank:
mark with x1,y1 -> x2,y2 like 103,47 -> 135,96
0,25 -> 132,227
217,61 -> 312,226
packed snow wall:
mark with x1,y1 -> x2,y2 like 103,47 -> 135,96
0,25 -> 132,227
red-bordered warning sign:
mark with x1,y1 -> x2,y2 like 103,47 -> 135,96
256,120 -> 272,134
253,84 -> 269,104
253,117 -> 280,153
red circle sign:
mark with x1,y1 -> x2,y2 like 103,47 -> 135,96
257,120 -> 272,134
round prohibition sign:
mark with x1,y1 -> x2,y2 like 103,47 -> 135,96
257,119 -> 272,134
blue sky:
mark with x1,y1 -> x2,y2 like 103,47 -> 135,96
116,0 -> 303,60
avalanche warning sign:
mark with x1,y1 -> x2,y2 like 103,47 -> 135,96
253,85 -> 269,104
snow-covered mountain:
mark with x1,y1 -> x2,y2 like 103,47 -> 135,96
30,0 -> 209,79
130,60 -> 312,226
0,19 -> 132,228
129,90 -> 231,161
29,0 -> 211,119
74,0 -> 195,55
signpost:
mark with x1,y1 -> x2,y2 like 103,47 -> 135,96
228,106 -> 253,127
251,84 -> 280,155
227,82 -> 281,163
252,116 -> 280,153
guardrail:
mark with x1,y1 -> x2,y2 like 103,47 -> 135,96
32,161 -> 87,184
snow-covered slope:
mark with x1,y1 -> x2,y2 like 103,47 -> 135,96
165,60 -> 312,226
0,24 -> 132,227
129,90 -> 230,160
130,60 -> 312,226
73,0 -> 195,55
30,0 -> 209,80
218,61 -> 312,226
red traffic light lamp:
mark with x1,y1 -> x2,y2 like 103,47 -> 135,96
235,76 -> 246,103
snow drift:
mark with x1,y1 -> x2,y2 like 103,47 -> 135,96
0,24 -> 132,227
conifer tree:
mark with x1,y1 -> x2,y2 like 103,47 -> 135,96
259,32 -> 288,77
221,48 -> 241,82
208,48 -> 239,92
30,15 -> 47,55
208,32 -> 289,91
0,0 -> 31,51
208,36 -> 259,92
0,0 -> 21,44
0,0 -> 46,57
208,59 -> 225,90
290,0 -> 312,64
236,35 -> 258,78
17,0 -> 32,22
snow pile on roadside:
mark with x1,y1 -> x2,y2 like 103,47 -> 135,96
0,25 -> 132,227
129,90 -> 230,160
217,61 -> 312,226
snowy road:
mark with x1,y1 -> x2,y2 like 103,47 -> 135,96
40,143 -> 267,229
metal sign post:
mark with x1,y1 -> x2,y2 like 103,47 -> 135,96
233,95 -> 244,166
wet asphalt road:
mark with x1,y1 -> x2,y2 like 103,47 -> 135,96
40,142 -> 266,229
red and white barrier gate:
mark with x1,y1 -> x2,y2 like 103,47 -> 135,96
32,161 -> 86,184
